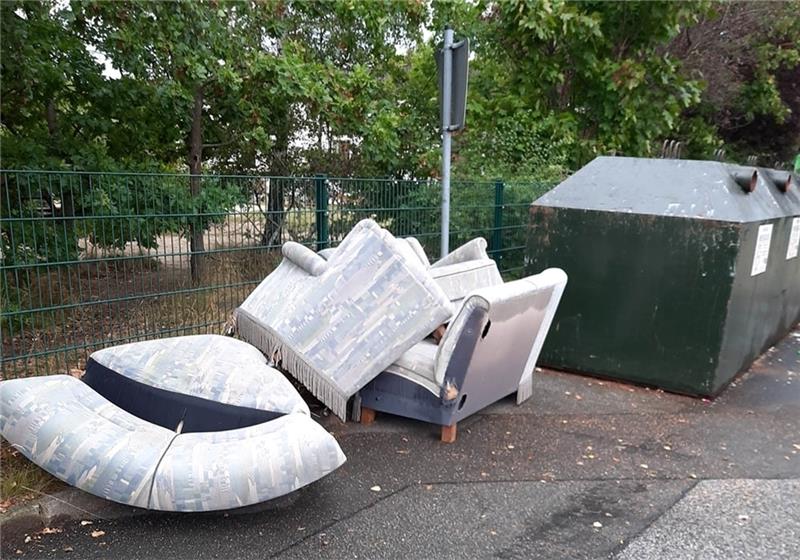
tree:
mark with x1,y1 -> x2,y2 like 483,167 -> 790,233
462,0 -> 708,170
0,1 -> 112,168
669,1 -> 800,164
72,1 -> 273,281
1,2 -> 245,284
3,0 -> 796,183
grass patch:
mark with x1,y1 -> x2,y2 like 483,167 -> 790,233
0,438 -> 62,512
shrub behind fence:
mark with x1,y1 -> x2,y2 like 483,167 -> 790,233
0,170 -> 552,378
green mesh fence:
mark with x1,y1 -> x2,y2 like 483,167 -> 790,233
1,170 -> 552,378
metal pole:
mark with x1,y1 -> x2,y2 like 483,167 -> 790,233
315,174 -> 329,250
491,179 -> 504,260
440,26 -> 454,258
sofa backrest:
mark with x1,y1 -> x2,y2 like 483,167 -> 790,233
431,238 -> 490,268
430,259 -> 504,304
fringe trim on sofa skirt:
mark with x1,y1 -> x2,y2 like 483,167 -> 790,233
234,309 -> 350,421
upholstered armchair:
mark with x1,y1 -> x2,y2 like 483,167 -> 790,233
358,267 -> 567,442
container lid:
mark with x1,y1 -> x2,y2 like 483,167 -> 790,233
534,156 -> 800,223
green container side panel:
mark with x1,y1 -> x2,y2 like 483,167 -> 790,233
716,218 -> 800,392
527,206 -> 742,395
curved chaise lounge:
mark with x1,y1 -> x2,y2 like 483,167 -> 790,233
0,335 -> 346,512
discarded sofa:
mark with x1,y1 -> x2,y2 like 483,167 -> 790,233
236,220 -> 567,439
0,335 -> 345,512
234,219 -> 454,420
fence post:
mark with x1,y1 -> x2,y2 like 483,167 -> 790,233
491,179 -> 504,261
315,174 -> 329,250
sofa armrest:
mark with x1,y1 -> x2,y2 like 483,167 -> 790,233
281,242 -> 328,276
403,237 -> 430,267
433,268 -> 568,401
317,247 -> 337,261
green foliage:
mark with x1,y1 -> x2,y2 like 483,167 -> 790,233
0,1 -> 112,168
395,178 -> 552,272
76,176 -> 245,252
2,0 -> 798,180
479,0 -> 708,166
0,173 -> 246,269
670,1 -> 800,164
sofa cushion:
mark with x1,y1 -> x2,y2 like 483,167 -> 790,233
1,372 -> 347,512
384,340 -> 440,395
0,375 -> 174,508
150,413 -> 346,511
85,335 -> 309,433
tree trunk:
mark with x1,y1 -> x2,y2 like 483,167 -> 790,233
46,99 -> 58,137
189,86 -> 205,285
262,105 -> 290,247
44,97 -> 79,259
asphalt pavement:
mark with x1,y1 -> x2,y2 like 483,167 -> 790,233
2,330 -> 798,559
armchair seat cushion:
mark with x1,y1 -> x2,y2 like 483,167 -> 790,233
383,340 -> 439,395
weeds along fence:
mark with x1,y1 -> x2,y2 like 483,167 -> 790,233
1,170 -> 553,378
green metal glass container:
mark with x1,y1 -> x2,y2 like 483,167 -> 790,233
527,156 -> 800,396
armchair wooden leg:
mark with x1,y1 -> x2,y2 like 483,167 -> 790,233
360,406 -> 376,425
441,423 -> 457,443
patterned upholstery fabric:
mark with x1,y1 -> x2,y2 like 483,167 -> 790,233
320,238 -> 429,268
403,237 -> 430,267
235,219 -> 453,420
318,236 -> 494,305
0,375 -> 174,509
383,339 -> 439,394
431,238 -> 491,268
429,259 -> 504,304
150,413 -> 345,511
281,242 -> 327,276
90,335 -> 308,416
0,336 -> 347,512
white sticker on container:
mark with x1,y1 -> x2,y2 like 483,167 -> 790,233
787,217 -> 800,260
751,223 -> 773,276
